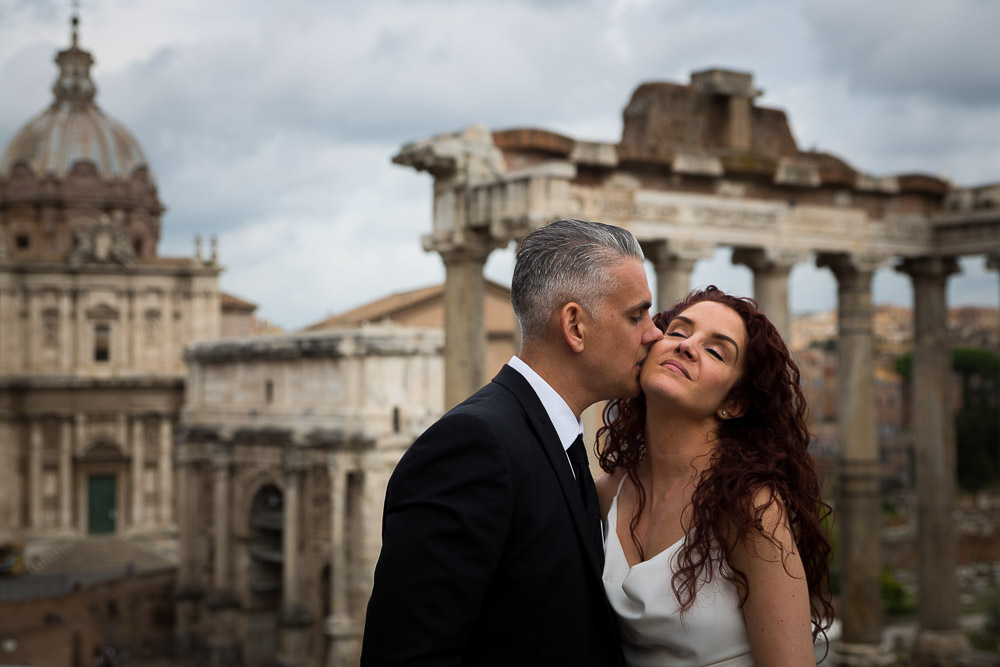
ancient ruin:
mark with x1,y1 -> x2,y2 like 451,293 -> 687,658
394,68 -> 1000,665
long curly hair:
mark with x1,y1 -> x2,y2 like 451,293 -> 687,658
597,286 -> 834,640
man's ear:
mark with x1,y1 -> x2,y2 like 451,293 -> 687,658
560,302 -> 586,353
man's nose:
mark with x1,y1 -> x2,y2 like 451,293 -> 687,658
642,319 -> 663,345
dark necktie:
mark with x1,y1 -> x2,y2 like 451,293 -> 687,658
567,434 -> 604,566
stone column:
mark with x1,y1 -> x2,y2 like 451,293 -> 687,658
439,246 -> 492,409
20,288 -> 31,372
899,257 -> 967,664
159,416 -> 174,528
131,416 -> 144,529
277,445 -> 311,667
59,290 -> 72,372
124,288 -> 135,367
74,413 -> 87,533
29,418 -> 42,530
206,441 -> 240,666
174,440 -> 205,658
816,252 -> 894,665
325,453 -> 358,667
60,418 -> 73,530
642,240 -> 714,312
732,247 -> 805,342
73,288 -> 84,369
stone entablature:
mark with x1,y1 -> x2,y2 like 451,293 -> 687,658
183,325 -> 443,441
177,325 -> 444,666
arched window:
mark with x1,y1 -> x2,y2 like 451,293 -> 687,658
248,484 -> 283,611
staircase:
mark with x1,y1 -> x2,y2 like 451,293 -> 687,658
29,535 -> 177,581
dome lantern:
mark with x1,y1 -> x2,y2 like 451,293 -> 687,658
52,15 -> 97,109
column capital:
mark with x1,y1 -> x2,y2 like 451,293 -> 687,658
425,230 -> 503,264
641,238 -> 715,265
896,255 -> 960,281
816,251 -> 891,279
731,246 -> 808,272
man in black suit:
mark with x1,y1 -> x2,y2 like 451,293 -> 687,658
361,219 -> 662,666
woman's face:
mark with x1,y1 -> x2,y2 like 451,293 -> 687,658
640,300 -> 748,420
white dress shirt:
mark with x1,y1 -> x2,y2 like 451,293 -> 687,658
507,355 -> 583,478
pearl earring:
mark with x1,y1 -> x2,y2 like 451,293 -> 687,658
721,410 -> 728,417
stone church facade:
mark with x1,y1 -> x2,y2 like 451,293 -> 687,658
0,20 -> 224,549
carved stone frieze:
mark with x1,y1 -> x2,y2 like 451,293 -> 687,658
68,213 -> 136,267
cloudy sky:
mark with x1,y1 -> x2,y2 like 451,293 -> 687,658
2,0 -> 998,330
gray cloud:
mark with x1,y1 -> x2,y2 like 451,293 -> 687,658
1,0 -> 997,327
803,0 -> 1000,106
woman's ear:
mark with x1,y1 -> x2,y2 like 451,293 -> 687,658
560,302 -> 586,353
718,395 -> 747,421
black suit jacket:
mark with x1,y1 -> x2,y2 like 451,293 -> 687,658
361,365 -> 625,666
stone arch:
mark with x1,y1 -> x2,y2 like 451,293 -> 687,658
235,470 -> 284,534
243,482 -> 283,664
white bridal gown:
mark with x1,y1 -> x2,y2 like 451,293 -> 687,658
602,477 -> 754,667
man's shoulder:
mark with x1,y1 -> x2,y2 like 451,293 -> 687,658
442,374 -> 528,428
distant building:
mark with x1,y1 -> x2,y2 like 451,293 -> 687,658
0,20 -> 253,553
176,324 -> 443,667
302,278 -> 519,382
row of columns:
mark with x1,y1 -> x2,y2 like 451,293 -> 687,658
175,440 -> 371,667
434,240 -> 980,664
20,411 -> 174,534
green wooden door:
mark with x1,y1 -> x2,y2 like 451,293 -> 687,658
88,475 -> 116,534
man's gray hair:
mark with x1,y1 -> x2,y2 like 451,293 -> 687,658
511,219 -> 644,342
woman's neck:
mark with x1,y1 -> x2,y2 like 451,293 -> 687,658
641,406 -> 716,497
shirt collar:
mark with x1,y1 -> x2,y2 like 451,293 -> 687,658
508,355 -> 583,453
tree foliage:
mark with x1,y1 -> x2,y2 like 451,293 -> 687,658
895,347 -> 999,492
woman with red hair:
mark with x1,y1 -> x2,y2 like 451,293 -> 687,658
597,286 -> 833,666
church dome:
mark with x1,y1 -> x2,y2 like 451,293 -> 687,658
0,17 -> 151,182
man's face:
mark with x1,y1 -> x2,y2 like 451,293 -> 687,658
585,258 -> 662,400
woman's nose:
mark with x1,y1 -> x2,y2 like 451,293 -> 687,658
675,338 -> 696,359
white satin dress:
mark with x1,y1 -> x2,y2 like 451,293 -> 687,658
602,477 -> 754,667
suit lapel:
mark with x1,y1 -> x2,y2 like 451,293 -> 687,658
492,365 -> 604,577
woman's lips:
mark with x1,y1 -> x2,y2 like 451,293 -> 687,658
661,359 -> 690,379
